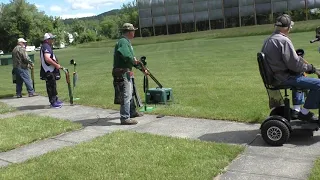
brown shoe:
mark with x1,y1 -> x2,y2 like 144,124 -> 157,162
121,119 -> 138,125
29,93 -> 39,97
130,112 -> 144,118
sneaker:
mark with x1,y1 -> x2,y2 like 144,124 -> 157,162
50,102 -> 62,109
29,93 -> 39,97
291,110 -> 299,119
120,119 -> 138,125
17,95 -> 22,98
56,100 -> 63,105
298,112 -> 318,123
130,112 -> 144,118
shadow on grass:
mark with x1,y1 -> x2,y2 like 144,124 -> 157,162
0,94 -> 15,99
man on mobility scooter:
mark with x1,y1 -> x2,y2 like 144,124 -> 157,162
258,14 -> 320,146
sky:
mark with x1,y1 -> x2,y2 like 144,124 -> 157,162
0,0 -> 133,19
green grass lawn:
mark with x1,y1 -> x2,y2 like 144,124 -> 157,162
0,114 -> 82,152
1,30 -> 320,123
0,130 -> 244,179
0,102 -> 16,114
309,158 -> 320,180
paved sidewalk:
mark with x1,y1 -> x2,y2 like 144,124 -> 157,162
1,96 -> 320,180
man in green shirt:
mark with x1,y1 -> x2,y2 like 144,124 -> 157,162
113,23 -> 148,125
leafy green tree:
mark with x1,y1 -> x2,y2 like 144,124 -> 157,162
0,0 -> 61,51
100,16 -> 118,38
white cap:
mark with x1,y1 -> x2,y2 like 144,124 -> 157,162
43,33 -> 56,41
17,38 -> 27,43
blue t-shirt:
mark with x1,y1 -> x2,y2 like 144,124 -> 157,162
41,43 -> 53,59
40,43 -> 59,79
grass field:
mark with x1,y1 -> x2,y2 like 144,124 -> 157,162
0,130 -> 244,179
1,29 -> 320,123
309,158 -> 320,180
0,102 -> 16,114
0,114 -> 82,152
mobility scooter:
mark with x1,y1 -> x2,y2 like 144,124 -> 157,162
258,27 -> 320,146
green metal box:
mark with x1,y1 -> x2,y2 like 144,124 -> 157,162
146,88 -> 173,104
0,57 -> 10,65
0,54 -> 34,66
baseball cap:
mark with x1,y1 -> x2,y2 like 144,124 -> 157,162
121,23 -> 138,31
43,33 -> 56,41
17,38 -> 27,43
275,14 -> 294,28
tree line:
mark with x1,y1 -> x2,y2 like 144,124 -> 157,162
0,0 -> 138,52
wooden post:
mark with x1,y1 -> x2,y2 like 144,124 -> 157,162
238,0 -> 241,27
178,0 -> 183,33
222,0 -> 226,28
253,0 -> 257,25
136,0 -> 143,38
305,0 -> 308,21
270,0 -> 273,24
193,0 -> 196,32
208,0 -> 211,30
164,0 -> 169,35
150,4 -> 156,36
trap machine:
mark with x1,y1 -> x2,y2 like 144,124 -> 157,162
134,56 -> 174,112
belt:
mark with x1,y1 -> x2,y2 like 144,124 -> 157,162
112,68 -> 131,77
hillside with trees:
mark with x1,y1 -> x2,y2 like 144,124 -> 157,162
0,0 -> 138,53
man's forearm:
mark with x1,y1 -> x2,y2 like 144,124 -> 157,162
45,58 -> 59,68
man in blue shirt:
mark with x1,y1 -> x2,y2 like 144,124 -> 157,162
40,33 -> 63,108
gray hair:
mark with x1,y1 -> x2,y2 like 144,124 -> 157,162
275,26 -> 290,32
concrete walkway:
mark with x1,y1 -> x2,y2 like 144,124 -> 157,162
1,96 -> 320,180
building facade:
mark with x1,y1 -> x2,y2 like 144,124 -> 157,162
137,0 -> 320,36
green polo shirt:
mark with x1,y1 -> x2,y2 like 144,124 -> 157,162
113,36 -> 135,70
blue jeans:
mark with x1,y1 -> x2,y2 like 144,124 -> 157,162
120,76 -> 137,121
282,75 -> 320,109
14,68 -> 34,96
292,89 -> 305,105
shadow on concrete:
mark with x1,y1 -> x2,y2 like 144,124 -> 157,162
250,131 -> 320,147
198,129 -> 320,147
74,116 -> 121,127
17,105 -> 50,110
198,129 -> 260,145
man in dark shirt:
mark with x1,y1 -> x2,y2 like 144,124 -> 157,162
113,23 -> 148,125
40,33 -> 63,108
261,14 -> 320,122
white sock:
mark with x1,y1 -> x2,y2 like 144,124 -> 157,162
300,108 -> 310,115
293,105 -> 301,112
